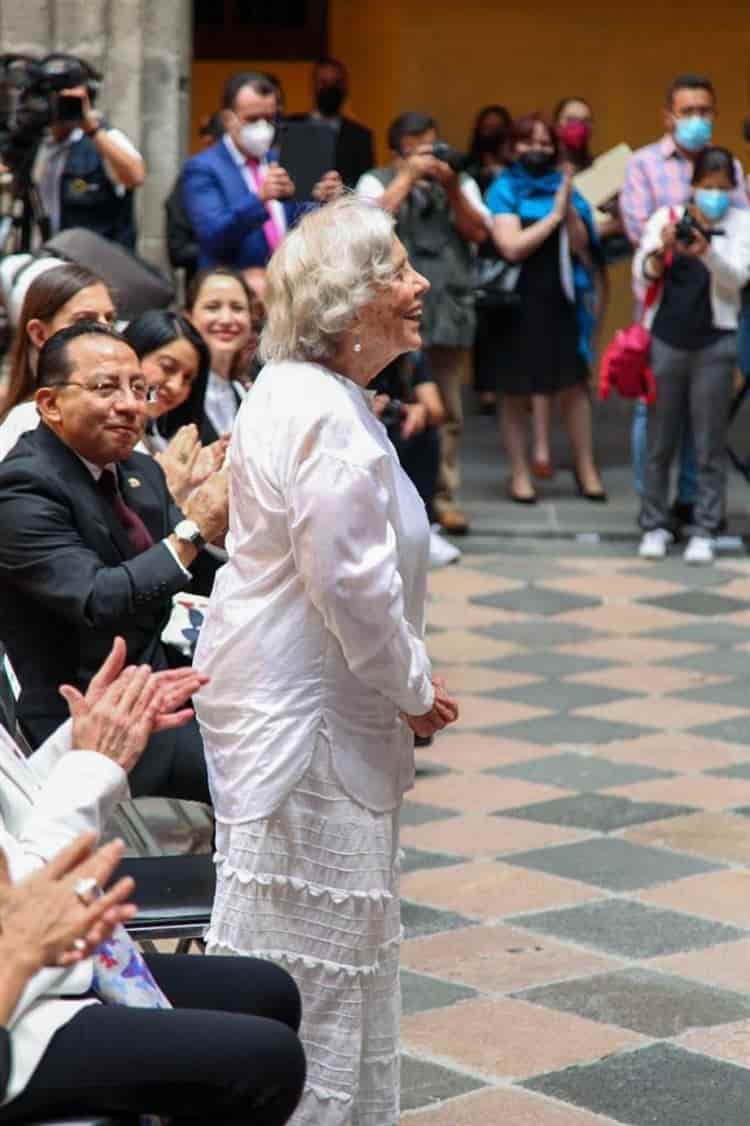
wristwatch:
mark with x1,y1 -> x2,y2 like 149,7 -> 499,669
173,519 -> 205,551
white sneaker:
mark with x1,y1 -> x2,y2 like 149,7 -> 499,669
429,527 -> 461,569
638,528 -> 674,560
684,535 -> 715,565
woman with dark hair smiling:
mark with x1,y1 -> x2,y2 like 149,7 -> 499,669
185,266 -> 263,443
0,264 -> 115,460
487,111 -> 605,503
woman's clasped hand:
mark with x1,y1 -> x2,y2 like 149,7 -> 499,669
403,674 -> 459,738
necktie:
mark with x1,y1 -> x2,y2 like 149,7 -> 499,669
98,469 -> 154,554
245,158 -> 283,252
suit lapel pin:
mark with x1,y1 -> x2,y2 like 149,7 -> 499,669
127,476 -> 141,488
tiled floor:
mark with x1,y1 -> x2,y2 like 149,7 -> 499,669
400,540 -> 750,1123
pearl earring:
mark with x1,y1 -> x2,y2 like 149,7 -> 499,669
353,338 -> 362,353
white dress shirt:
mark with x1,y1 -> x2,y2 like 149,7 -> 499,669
203,371 -> 242,437
194,360 -> 434,822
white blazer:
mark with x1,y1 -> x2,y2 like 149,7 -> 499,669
634,203 -> 750,331
0,722 -> 128,1104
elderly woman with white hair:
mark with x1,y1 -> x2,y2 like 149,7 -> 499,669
194,195 -> 459,1125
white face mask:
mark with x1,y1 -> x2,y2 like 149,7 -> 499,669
238,119 -> 275,159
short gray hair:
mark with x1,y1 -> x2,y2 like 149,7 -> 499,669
260,194 -> 395,364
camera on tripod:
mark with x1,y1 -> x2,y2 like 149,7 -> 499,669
0,53 -> 99,177
0,53 -> 99,250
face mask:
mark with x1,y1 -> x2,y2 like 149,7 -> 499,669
519,150 -> 555,176
558,120 -> 591,151
477,129 -> 505,154
674,115 -> 713,153
238,119 -> 275,159
316,85 -> 345,117
695,188 -> 730,221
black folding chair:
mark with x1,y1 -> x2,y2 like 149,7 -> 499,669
115,852 -> 215,954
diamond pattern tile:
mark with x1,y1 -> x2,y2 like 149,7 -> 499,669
639,590 -> 750,616
487,752 -> 671,790
485,679 -> 640,712
400,968 -> 478,1015
523,1043 -> 750,1126
500,792 -> 696,832
516,967 -> 750,1037
378,536 -> 750,1115
489,713 -> 657,746
401,800 -> 460,827
475,619 -> 597,648
470,585 -> 601,616
482,651 -> 618,677
513,898 -> 746,958
503,837 -> 721,891
400,1054 -> 487,1113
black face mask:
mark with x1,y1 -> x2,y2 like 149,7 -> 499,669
477,130 -> 505,154
316,86 -> 345,117
519,150 -> 555,176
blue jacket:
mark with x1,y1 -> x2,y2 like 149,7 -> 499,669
181,139 -> 308,269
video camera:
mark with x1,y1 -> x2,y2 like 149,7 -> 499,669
0,53 -> 99,179
431,141 -> 466,173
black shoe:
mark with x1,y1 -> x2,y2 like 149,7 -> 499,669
574,473 -> 608,503
414,733 -> 433,748
509,490 -> 538,505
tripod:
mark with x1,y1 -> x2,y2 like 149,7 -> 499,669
0,157 -> 51,254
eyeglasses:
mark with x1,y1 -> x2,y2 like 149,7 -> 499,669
54,379 -> 158,404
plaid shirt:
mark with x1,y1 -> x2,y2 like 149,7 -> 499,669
620,134 -> 749,246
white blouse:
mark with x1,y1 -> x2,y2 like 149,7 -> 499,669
194,360 -> 434,822
0,400 -> 40,461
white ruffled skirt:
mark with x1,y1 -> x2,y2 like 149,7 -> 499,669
206,735 -> 402,1126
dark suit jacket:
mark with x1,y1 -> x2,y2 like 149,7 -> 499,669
0,425 -> 188,740
286,115 -> 375,189
181,140 -> 308,270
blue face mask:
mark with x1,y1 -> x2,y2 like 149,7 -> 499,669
695,188 -> 730,222
674,115 -> 713,152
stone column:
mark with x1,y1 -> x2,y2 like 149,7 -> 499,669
0,0 -> 190,268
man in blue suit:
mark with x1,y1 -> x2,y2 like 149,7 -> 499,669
182,71 -> 341,275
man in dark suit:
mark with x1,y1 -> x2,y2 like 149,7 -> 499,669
0,322 -> 228,802
288,58 -> 375,190
181,70 -> 341,272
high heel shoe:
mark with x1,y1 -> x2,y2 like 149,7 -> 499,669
507,485 -> 537,505
574,472 -> 608,503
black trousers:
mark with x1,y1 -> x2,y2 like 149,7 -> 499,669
24,715 -> 210,805
0,953 -> 305,1125
388,423 -> 441,523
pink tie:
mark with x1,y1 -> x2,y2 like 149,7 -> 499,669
246,158 -> 283,253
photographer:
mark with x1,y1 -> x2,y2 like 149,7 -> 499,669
32,55 -> 144,251
636,147 -> 750,564
357,111 -> 489,536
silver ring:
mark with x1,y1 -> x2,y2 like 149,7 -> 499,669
72,938 -> 87,952
74,877 -> 100,905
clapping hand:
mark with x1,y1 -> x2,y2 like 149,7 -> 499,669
155,424 -> 202,506
0,833 -> 136,972
60,637 -> 209,773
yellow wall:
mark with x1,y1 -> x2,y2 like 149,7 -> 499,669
190,1 -> 750,336
192,2 -> 750,165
